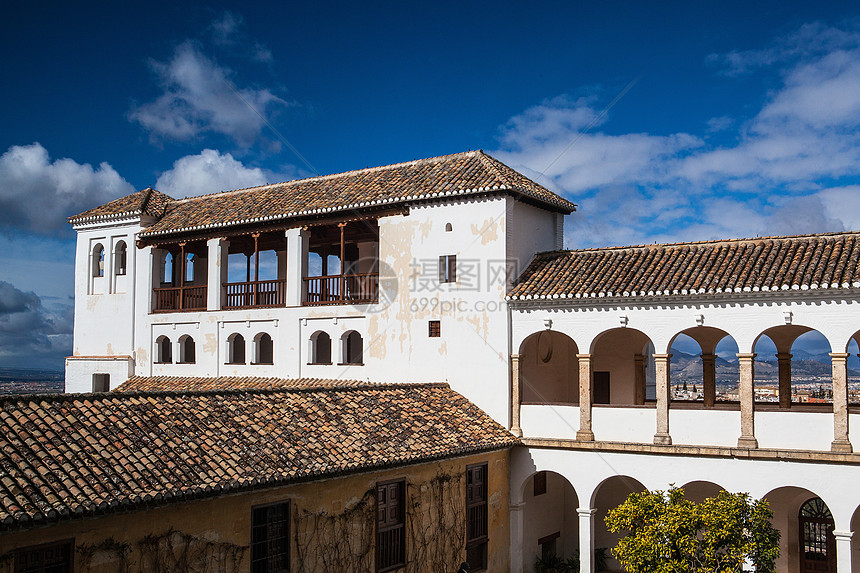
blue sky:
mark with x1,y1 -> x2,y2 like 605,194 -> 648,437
2,1 -> 860,369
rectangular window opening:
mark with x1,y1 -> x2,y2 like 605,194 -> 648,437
533,471 -> 547,497
15,539 -> 73,573
466,462 -> 488,571
439,255 -> 457,284
251,500 -> 290,573
377,479 -> 405,572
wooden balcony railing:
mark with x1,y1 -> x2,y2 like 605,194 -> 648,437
153,285 -> 207,313
304,273 -> 379,305
223,279 -> 286,310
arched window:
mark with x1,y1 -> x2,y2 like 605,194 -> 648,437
179,335 -> 196,364
155,335 -> 172,364
227,333 -> 246,364
310,331 -> 331,364
799,497 -> 836,571
342,331 -> 363,365
445,222 -> 453,232
255,333 -> 274,365
162,252 -> 174,284
114,241 -> 127,276
185,253 -> 196,283
92,243 -> 105,277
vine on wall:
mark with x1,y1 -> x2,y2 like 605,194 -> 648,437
405,470 -> 466,573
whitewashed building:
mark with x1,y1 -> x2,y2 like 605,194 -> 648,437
66,150 -> 860,572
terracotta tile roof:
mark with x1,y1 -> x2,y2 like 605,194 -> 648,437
0,382 -> 516,530
132,151 -> 575,239
68,187 -> 174,224
509,231 -> 860,301
114,376 -> 371,392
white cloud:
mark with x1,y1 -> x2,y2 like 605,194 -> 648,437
496,23 -> 860,248
0,143 -> 134,235
208,11 -> 242,45
130,41 -> 290,147
155,149 -> 269,197
155,149 -> 303,198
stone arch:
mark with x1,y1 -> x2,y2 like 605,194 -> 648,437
764,485 -> 834,573
226,333 -> 245,365
520,470 -> 580,572
590,328 -> 654,405
679,480 -> 725,503
591,475 -> 647,572
519,330 -> 579,404
668,327 -> 739,405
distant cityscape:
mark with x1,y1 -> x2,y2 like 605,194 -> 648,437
0,368 -> 65,395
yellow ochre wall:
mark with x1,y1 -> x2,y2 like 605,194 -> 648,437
0,449 -> 510,573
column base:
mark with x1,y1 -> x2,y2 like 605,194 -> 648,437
831,439 -> 853,453
737,435 -> 759,449
511,425 -> 523,438
653,433 -> 672,445
576,430 -> 595,442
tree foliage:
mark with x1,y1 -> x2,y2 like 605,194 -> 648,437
605,487 -> 780,573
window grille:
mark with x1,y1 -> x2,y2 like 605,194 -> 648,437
377,480 -> 405,571
15,539 -> 73,573
466,463 -> 488,570
251,501 -> 290,573
429,320 -> 441,338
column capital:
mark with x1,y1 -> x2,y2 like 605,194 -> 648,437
700,353 -> 717,361
576,507 -> 597,517
736,352 -> 757,360
829,352 -> 850,360
511,353 -> 521,362
833,530 -> 854,541
652,353 -> 672,360
575,353 -> 592,360
776,352 -> 793,361
510,502 -> 526,512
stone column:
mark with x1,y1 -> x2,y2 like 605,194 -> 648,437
701,353 -> 717,407
577,354 -> 594,441
634,354 -> 646,405
578,507 -> 597,573
511,353 -> 523,437
737,353 -> 759,448
285,228 -> 308,307
777,352 -> 792,409
653,353 -> 672,445
206,238 -> 228,311
830,353 -> 853,453
833,530 -> 853,573
509,502 -> 525,573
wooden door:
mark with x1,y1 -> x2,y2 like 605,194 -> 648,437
799,497 -> 836,573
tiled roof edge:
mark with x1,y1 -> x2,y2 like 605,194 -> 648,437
0,440 -> 517,532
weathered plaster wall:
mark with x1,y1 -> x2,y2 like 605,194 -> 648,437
0,450 -> 510,573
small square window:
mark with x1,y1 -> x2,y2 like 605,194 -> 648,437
429,320 -> 441,338
439,255 -> 456,283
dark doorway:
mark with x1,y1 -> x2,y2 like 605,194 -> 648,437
594,371 -> 611,404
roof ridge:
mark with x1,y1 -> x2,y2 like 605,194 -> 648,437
168,151 -> 484,204
538,229 -> 860,256
0,382 -> 451,404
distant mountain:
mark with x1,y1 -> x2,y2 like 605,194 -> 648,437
670,352 -> 857,384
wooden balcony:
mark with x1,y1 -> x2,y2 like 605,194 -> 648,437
304,273 -> 379,305
153,285 -> 207,313
223,279 -> 286,310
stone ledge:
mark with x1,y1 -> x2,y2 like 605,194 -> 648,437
520,437 -> 860,465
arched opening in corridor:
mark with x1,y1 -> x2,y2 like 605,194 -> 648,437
521,471 -> 579,572
754,326 -> 832,409
765,486 -> 835,573
680,480 -> 724,503
668,327 -> 738,406
592,475 -> 647,572
590,328 -> 654,406
846,333 -> 860,405
520,331 -> 579,404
